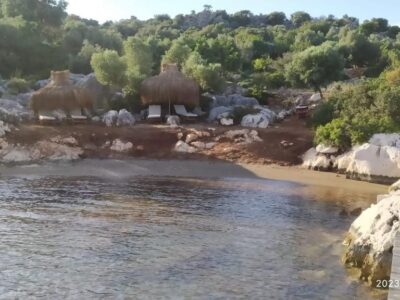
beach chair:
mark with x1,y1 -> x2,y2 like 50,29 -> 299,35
174,105 -> 198,121
38,111 -> 58,125
147,105 -> 162,122
71,109 -> 89,123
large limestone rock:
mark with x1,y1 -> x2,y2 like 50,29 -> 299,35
209,94 -> 259,109
174,141 -> 197,153
208,106 -> 233,122
75,73 -> 109,109
0,121 -> 10,137
220,118 -> 234,126
343,185 -> 400,286
241,106 -> 277,129
338,143 -> 400,182
305,134 -> 400,183
302,148 -> 334,171
224,129 -> 262,144
166,115 -> 180,127
308,93 -> 322,103
0,140 -> 83,162
0,99 -> 31,123
316,144 -> 339,154
369,133 -> 400,148
241,113 -> 270,129
110,139 -> 133,153
389,179 -> 400,193
116,109 -> 135,127
102,110 -> 119,127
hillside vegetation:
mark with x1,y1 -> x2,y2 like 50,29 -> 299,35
1,1 -> 400,148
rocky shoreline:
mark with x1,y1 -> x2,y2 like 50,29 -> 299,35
302,134 -> 400,185
343,180 -> 400,287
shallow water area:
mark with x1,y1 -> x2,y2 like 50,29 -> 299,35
0,160 -> 388,299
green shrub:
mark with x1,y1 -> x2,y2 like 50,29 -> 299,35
315,118 -> 351,150
310,102 -> 335,128
6,77 -> 30,94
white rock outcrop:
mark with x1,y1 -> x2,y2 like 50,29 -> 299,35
369,133 -> 400,148
316,144 -> 339,154
343,183 -> 400,286
117,109 -> 135,127
166,115 -> 180,127
102,110 -> 119,127
174,141 -> 197,153
338,143 -> 400,180
304,134 -> 400,182
0,141 -> 83,162
110,139 -> 133,153
210,94 -> 259,108
220,118 -> 234,126
389,179 -> 400,193
241,107 -> 276,129
0,121 -> 10,137
302,148 -> 333,170
241,114 -> 270,128
308,93 -> 322,103
0,99 -> 31,123
224,129 -> 262,144
185,133 -> 199,144
208,106 -> 233,122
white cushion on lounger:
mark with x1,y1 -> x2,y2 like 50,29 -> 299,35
148,105 -> 161,119
174,105 -> 198,117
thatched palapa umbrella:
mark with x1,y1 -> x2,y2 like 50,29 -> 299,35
30,70 -> 95,118
140,64 -> 199,114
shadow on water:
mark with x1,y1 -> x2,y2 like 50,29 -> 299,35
0,157 -> 388,299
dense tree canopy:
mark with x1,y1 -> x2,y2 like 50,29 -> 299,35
0,2 -> 397,87
0,2 -> 399,135
0,2 -> 398,144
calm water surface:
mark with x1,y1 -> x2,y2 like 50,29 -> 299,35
0,171 -> 387,299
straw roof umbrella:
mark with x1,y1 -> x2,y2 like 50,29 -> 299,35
30,70 -> 81,118
140,64 -> 200,114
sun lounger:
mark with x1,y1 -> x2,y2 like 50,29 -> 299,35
38,111 -> 58,125
71,109 -> 89,122
147,105 -> 162,122
174,105 -> 198,120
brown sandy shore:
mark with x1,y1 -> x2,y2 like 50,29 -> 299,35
1,159 -> 387,210
2,116 -> 388,209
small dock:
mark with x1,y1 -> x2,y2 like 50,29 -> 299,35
389,233 -> 400,299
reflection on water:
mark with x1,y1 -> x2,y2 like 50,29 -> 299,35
0,176 -> 387,299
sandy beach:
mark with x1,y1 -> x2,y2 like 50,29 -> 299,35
1,159 -> 387,210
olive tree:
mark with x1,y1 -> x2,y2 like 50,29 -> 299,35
285,42 -> 344,96
90,49 -> 127,87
